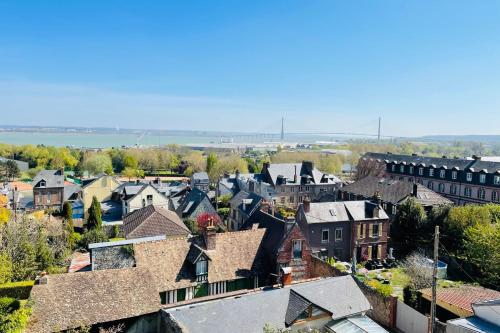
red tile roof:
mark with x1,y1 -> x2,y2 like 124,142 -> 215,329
421,285 -> 500,315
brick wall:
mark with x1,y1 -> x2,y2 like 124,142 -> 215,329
277,224 -> 313,281
310,256 -> 348,278
353,277 -> 397,329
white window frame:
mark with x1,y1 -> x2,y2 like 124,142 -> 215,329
196,259 -> 208,276
400,165 -> 404,173
334,228 -> 342,241
466,172 -> 473,182
452,170 -> 457,180
409,166 -> 414,174
418,167 -> 424,176
479,174 -> 486,184
440,169 -> 445,178
391,165 -> 396,172
429,168 -> 434,177
494,175 -> 500,185
321,229 -> 329,243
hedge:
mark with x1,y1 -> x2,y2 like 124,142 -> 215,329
0,281 -> 35,300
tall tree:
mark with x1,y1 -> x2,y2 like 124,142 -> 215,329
206,153 -> 217,175
391,197 -> 427,257
87,196 -> 102,230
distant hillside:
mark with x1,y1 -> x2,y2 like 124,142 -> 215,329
416,135 -> 500,144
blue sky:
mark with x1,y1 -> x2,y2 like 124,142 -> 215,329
1,1 -> 500,136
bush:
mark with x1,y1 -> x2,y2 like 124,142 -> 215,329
0,281 -> 34,300
367,279 -> 393,297
334,263 -> 346,272
0,297 -> 20,315
403,285 -> 417,307
0,303 -> 31,333
80,228 -> 109,249
112,225 -> 120,238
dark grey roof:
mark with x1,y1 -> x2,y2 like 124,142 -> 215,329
470,160 -> 500,174
63,184 -> 81,201
163,276 -> 371,333
363,152 -> 473,170
175,188 -> 216,219
32,170 -> 64,188
285,290 -> 312,326
264,162 -> 341,186
341,176 -> 452,207
229,191 -> 263,217
303,201 -> 389,224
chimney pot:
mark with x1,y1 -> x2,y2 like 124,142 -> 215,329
204,224 -> 217,250
303,198 -> 311,213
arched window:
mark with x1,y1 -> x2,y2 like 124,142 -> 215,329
492,191 -> 499,202
438,183 -> 445,193
464,187 -> 472,197
478,188 -> 486,200
450,184 -> 457,195
428,181 -> 434,190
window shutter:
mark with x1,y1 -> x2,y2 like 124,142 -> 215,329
357,225 -> 361,239
378,223 -> 383,237
369,224 -> 373,237
368,246 -> 372,259
377,245 -> 382,259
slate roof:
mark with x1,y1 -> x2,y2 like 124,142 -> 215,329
175,187 -> 216,219
303,201 -> 389,224
341,176 -> 452,207
29,228 -> 267,332
265,162 -> 341,186
285,289 -> 312,326
28,268 -> 159,333
229,191 -> 263,216
32,170 -> 65,188
163,276 -> 371,333
243,210 -> 288,259
123,205 -> 190,239
420,285 -> 500,315
192,172 -> 209,181
63,184 -> 81,201
363,152 -> 473,170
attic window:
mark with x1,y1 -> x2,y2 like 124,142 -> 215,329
196,259 -> 208,276
39,180 -> 46,187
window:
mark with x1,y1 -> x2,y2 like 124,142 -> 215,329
357,224 -> 364,239
408,177 -> 414,182
428,181 -> 434,190
299,186 -> 304,192
452,171 -> 457,180
419,167 -> 424,176
280,186 -> 285,193
391,165 -> 396,172
450,184 -> 457,195
466,172 -> 473,182
478,188 -> 486,200
438,183 -> 445,193
492,191 -> 499,202
289,196 -> 294,203
321,229 -> 329,243
46,193 -> 51,204
464,187 -> 472,197
372,224 -> 379,237
335,228 -> 342,241
409,166 -> 414,174
292,240 -> 302,259
291,187 -> 295,192
440,170 -> 446,178
280,197 -> 286,204
147,194 -> 153,205
39,180 -> 46,187
479,174 -> 486,183
305,186 -> 310,192
392,205 -> 397,215
196,260 -> 208,276
495,175 -> 500,185
429,168 -> 434,177
142,199 -> 146,207
400,165 -> 405,173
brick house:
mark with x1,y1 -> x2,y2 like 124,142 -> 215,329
32,169 -> 81,211
296,199 -> 389,262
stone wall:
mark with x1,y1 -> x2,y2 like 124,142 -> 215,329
310,256 -> 348,278
353,277 -> 397,329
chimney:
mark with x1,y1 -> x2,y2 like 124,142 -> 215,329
412,183 -> 418,196
372,191 -> 381,206
262,162 -> 270,173
302,161 -> 314,176
303,198 -> 311,213
472,155 -> 481,161
204,218 -> 217,250
136,179 -> 141,185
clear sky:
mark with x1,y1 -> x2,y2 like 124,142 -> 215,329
1,1 -> 500,136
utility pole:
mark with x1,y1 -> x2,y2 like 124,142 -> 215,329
430,225 -> 440,333
377,117 -> 381,143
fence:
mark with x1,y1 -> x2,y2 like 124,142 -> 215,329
396,300 -> 429,333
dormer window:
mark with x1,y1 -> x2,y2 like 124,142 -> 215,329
400,165 -> 404,173
39,180 -> 46,187
440,170 -> 445,178
292,240 -> 302,259
452,171 -> 458,180
429,168 -> 434,177
495,175 -> 500,185
391,165 -> 396,172
466,172 -> 473,182
196,259 -> 208,276
409,166 -> 414,174
418,168 -> 424,176
479,174 -> 486,184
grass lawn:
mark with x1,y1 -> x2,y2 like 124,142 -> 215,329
357,267 -> 411,300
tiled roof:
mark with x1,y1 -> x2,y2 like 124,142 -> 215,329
29,229 -> 267,332
123,205 -> 190,239
421,285 -> 500,315
341,176 -> 452,206
28,268 -> 159,333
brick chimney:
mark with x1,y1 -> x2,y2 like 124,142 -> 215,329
412,183 -> 418,196
204,218 -> 217,250
262,162 -> 270,173
303,198 -> 311,213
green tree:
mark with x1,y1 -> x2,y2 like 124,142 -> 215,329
87,196 -> 102,230
80,228 -> 109,248
82,153 -> 113,176
0,252 -> 13,284
206,153 -> 217,175
123,154 -> 138,169
122,167 -> 138,181
62,202 -> 76,250
392,197 -> 427,257
35,232 -> 54,272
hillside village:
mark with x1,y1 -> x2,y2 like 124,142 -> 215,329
0,147 -> 499,333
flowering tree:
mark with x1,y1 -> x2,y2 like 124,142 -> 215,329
196,212 -> 222,233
